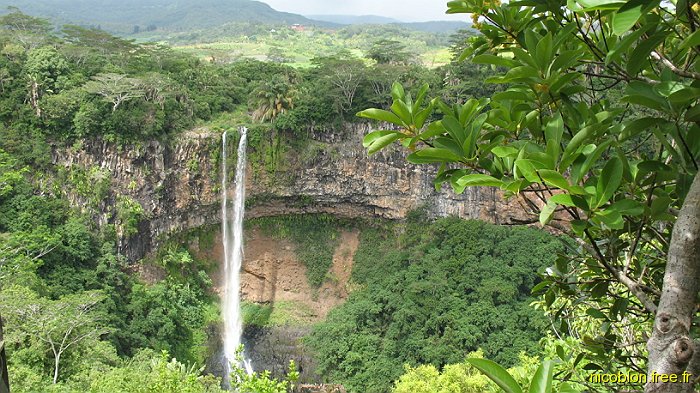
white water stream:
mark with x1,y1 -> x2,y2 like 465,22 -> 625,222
221,127 -> 253,388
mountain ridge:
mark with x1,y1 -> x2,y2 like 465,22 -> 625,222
0,0 -> 336,33
306,14 -> 471,33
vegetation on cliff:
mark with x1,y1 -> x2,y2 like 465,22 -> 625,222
308,216 -> 562,392
0,149 -> 219,390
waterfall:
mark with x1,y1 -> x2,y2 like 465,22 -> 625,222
221,127 -> 253,388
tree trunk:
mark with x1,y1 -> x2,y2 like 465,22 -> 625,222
0,313 -> 9,393
646,171 -> 700,393
53,352 -> 60,384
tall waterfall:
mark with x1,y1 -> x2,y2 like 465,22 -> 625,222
221,127 -> 252,387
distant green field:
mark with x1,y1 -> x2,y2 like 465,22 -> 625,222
172,25 -> 455,68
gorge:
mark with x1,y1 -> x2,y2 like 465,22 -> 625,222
47,123 -> 537,386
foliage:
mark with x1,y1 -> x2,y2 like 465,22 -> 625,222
87,349 -> 224,393
358,0 -> 700,387
0,157 -> 216,386
392,350 -> 493,393
0,286 -> 106,384
242,300 -> 318,328
308,218 -> 562,393
115,195 -> 145,237
392,350 -> 551,393
466,357 -> 581,393
0,11 -> 244,144
83,73 -> 145,111
229,347 -> 300,393
367,39 -> 412,65
249,74 -> 298,122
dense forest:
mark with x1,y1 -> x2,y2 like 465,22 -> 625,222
1,0 -> 699,393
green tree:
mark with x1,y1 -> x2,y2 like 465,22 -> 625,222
0,8 -> 52,50
266,46 -> 291,64
367,39 -> 411,65
249,75 -> 298,122
83,73 -> 144,111
0,286 -> 106,384
23,46 -> 70,116
311,55 -> 368,115
359,1 -> 700,392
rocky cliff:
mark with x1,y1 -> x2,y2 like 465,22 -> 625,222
51,123 -> 528,262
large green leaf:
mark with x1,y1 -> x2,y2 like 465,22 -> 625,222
412,83 -> 430,114
492,146 -> 520,158
464,113 -> 488,158
390,82 -> 405,101
528,360 -> 554,393
534,33 -> 553,72
623,81 -> 669,111
407,148 -> 463,164
540,200 -> 558,225
466,359 -> 523,393
595,158 -> 623,208
608,199 -> 645,216
538,169 -> 571,191
594,209 -> 625,229
561,125 -> 599,170
516,159 -> 547,183
549,194 -> 577,207
442,115 -> 467,145
455,174 -> 503,188
356,108 -> 405,126
574,0 -> 625,10
472,54 -> 518,68
626,31 -> 669,75
414,106 -> 433,130
611,0 -> 658,35
573,139 -> 615,184
605,23 -> 651,66
620,117 -> 666,141
363,131 -> 403,155
391,99 -> 413,125
493,90 -> 532,102
680,29 -> 700,49
545,115 -> 564,165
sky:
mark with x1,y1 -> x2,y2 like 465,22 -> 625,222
258,0 -> 465,22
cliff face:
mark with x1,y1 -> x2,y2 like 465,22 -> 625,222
52,124 -> 528,261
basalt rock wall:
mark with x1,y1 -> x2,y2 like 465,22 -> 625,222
52,123 -> 529,262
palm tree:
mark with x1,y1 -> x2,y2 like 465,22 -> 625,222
249,75 -> 297,122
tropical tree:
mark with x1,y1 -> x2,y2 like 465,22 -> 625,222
358,1 -> 700,392
249,75 -> 298,122
0,286 -> 106,384
0,8 -> 52,50
311,54 -> 368,114
83,73 -> 145,111
367,39 -> 412,65
23,46 -> 70,116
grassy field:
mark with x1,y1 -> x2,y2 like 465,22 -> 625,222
172,25 -> 454,68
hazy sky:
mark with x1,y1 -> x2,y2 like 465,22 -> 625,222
259,0 -> 465,22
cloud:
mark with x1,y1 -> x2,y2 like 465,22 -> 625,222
259,0 -> 465,22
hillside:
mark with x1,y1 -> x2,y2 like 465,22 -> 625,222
306,14 -> 471,33
306,14 -> 402,25
399,20 -> 472,33
0,0 -> 334,33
